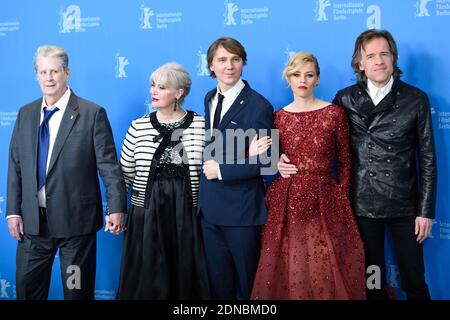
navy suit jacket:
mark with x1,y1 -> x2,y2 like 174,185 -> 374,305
6,91 -> 126,237
198,80 -> 274,226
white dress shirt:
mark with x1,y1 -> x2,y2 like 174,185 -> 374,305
37,88 -> 71,207
367,76 -> 394,106
209,78 -> 245,130
209,79 -> 245,180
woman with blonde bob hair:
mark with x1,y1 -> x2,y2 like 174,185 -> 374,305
251,52 -> 366,300
117,62 -> 210,299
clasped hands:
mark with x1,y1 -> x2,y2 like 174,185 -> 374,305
104,212 -> 126,235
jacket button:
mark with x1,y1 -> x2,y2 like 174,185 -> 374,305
385,172 -> 390,177
368,143 -> 374,148
395,105 -> 399,109
388,146 -> 392,150
389,132 -> 394,137
392,119 -> 397,123
367,130 -> 371,134
369,172 -> 376,177
361,116 -> 366,121
386,159 -> 391,163
368,158 -> 373,163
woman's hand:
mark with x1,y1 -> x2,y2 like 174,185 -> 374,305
248,135 -> 272,157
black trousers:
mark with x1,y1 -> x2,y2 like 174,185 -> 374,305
15,215 -> 96,300
356,215 -> 430,300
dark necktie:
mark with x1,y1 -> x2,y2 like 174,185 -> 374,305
37,107 -> 59,190
212,93 -> 225,130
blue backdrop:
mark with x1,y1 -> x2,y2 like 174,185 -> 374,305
0,0 -> 449,300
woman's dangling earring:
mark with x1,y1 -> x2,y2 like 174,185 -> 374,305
173,97 -> 178,111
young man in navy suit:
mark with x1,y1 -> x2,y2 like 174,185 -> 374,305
198,37 -> 274,299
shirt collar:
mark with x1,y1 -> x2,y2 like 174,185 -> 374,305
41,87 -> 71,113
367,76 -> 394,100
216,78 -> 245,101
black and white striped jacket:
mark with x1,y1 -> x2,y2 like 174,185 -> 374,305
120,111 -> 205,208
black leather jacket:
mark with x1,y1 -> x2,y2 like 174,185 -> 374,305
333,79 -> 436,219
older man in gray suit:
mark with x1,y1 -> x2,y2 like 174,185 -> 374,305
6,45 -> 126,300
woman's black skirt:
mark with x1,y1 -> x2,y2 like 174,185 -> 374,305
117,170 -> 210,299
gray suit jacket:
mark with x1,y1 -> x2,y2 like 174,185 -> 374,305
6,91 -> 126,237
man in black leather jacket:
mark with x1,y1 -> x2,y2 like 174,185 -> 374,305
279,29 -> 436,300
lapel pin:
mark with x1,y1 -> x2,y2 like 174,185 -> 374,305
240,100 -> 244,104
70,115 -> 74,119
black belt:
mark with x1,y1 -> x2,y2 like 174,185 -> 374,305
155,164 -> 189,179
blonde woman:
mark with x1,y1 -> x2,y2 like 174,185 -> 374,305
251,52 -> 366,300
117,63 -> 209,299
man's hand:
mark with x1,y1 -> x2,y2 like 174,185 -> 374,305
248,135 -> 272,157
104,212 -> 126,235
415,216 -> 433,244
278,154 -> 298,178
7,217 -> 24,241
203,160 -> 219,180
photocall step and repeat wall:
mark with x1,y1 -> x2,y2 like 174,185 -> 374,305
0,0 -> 449,300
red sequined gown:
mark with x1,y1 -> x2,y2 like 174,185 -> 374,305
251,105 -> 366,300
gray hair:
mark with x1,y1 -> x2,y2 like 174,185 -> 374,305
33,45 -> 69,72
150,62 -> 192,106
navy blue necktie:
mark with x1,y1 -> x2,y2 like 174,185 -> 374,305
37,107 -> 59,190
